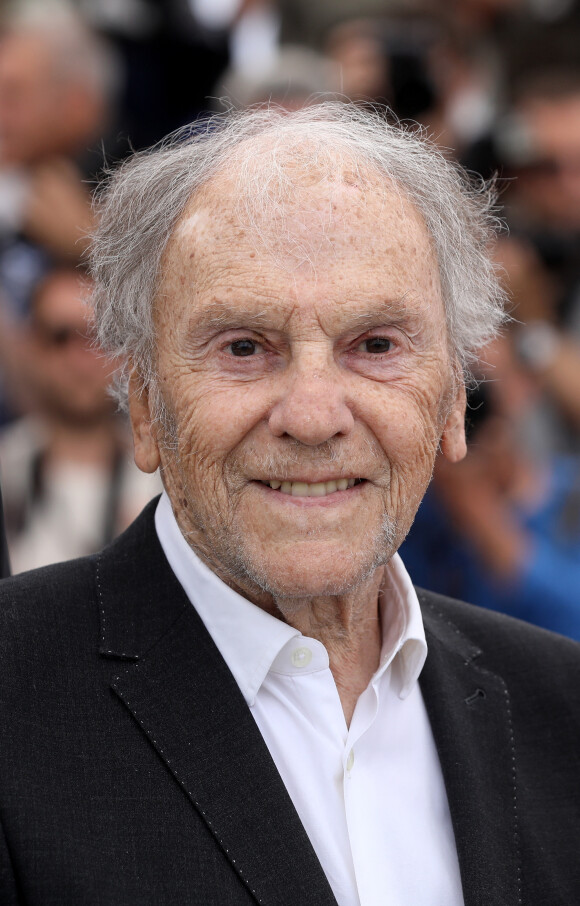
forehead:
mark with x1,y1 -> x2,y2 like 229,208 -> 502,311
158,163 -> 442,324
34,272 -> 87,321
525,95 -> 580,154
0,34 -> 53,82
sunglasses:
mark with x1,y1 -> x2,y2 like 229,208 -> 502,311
32,322 -> 93,350
523,156 -> 580,177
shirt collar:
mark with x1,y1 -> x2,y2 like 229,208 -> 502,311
155,491 -> 427,705
375,552 -> 428,699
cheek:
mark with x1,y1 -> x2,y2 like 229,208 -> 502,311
366,378 -> 444,457
365,385 -> 444,505
159,370 -> 269,477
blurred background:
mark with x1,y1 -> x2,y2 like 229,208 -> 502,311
0,0 -> 580,640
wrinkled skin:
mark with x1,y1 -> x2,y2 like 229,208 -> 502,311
129,170 -> 466,699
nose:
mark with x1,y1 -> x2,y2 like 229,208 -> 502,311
268,360 -> 355,446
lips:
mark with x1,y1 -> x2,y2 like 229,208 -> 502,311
260,478 -> 362,497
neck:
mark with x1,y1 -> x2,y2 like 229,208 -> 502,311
286,576 -> 384,725
246,569 -> 385,726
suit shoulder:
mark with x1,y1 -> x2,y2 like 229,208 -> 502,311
0,556 -> 99,664
0,554 -> 96,603
417,586 -> 580,674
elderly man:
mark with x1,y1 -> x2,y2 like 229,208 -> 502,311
0,104 -> 578,905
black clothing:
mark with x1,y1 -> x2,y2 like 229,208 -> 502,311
0,498 -> 578,904
0,486 -> 9,577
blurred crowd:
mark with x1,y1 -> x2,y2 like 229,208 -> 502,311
1,0 -> 580,638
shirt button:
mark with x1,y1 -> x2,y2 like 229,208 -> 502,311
346,749 -> 355,772
291,646 -> 312,668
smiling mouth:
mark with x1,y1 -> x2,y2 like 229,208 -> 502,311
259,478 -> 364,497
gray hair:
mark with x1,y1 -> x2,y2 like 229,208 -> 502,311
89,102 -> 506,410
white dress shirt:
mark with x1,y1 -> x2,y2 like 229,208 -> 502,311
155,492 -> 464,906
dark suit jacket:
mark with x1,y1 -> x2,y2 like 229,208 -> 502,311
0,498 -> 579,905
0,486 -> 9,578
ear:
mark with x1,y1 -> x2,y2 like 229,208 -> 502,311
440,383 -> 467,463
128,367 -> 161,474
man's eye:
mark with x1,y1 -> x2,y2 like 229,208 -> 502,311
360,337 -> 392,354
229,339 -> 258,356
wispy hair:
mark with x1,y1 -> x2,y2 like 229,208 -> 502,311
89,102 -> 506,409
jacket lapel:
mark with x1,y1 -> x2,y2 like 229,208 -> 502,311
419,591 -> 522,906
96,501 -> 338,906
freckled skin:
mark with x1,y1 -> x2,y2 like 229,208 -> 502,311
129,169 -> 466,713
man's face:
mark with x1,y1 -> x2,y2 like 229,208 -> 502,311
29,271 -> 114,424
0,35 -> 58,164
518,94 -> 580,229
131,171 -> 466,602
0,34 -> 93,165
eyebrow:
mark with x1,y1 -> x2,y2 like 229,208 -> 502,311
337,299 -> 419,333
186,294 -> 420,335
187,301 -> 277,333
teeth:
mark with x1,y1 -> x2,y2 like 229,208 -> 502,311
265,478 -> 361,497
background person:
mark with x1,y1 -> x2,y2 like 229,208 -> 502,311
0,13 -> 119,424
0,265 -> 161,573
0,15 -> 117,288
402,333 -> 580,640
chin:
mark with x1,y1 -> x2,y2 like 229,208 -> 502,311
209,514 -> 399,603
242,546 -> 389,601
